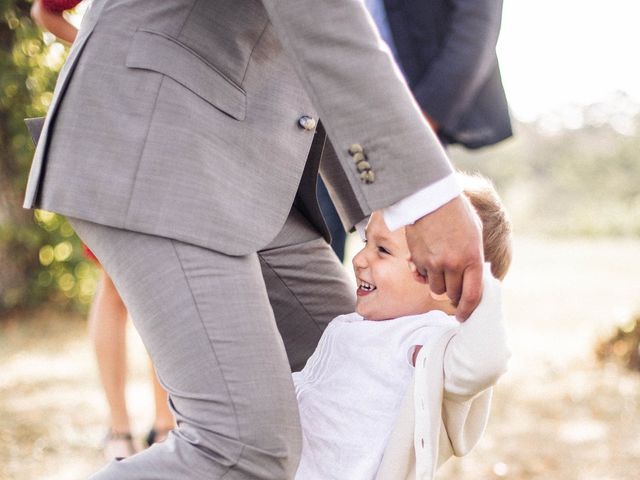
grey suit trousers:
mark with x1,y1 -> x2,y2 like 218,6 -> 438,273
69,206 -> 355,480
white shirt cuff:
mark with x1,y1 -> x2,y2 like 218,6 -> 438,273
382,173 -> 462,232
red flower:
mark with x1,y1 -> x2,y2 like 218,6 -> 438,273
40,0 -> 83,13
82,243 -> 100,265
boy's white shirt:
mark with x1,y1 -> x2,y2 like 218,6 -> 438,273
293,309 -> 458,479
375,264 -> 510,480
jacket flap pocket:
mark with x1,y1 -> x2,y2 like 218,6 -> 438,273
126,30 -> 246,120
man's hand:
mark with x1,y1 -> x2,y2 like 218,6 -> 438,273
405,194 -> 484,321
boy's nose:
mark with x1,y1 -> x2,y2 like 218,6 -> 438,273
352,249 -> 367,269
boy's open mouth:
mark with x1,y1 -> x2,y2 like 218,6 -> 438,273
357,280 -> 377,293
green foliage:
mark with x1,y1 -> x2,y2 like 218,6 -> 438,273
31,211 -> 99,308
1,1 -> 97,315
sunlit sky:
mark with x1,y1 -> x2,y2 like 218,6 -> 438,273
498,0 -> 640,122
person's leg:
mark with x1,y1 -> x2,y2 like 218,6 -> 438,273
146,364 -> 175,446
88,270 -> 136,458
259,206 -> 356,372
69,217 -> 301,480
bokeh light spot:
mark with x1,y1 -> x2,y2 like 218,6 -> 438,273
38,245 -> 54,266
53,242 -> 73,262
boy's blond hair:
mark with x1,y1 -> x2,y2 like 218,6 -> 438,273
460,173 -> 512,280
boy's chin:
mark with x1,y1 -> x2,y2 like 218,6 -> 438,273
356,304 -> 388,321
356,303 -> 373,319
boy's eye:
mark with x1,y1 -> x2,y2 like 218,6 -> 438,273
377,246 -> 390,255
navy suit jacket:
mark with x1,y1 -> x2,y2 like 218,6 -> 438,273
384,0 -> 512,148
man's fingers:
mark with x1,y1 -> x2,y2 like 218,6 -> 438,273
427,268 -> 446,296
405,194 -> 485,317
455,264 -> 484,321
444,269 -> 463,306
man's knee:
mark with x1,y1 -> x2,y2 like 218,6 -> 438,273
181,419 -> 302,480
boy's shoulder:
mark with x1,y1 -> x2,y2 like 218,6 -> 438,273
330,312 -> 363,324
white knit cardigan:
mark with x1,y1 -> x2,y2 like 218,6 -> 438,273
376,267 -> 510,480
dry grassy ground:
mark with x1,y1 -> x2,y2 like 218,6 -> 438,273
1,236 -> 640,480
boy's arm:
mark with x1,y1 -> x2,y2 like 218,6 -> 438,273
442,264 -> 510,401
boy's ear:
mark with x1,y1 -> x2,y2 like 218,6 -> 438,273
408,260 -> 428,284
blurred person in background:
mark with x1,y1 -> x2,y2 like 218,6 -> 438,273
30,0 -> 175,460
367,0 -> 512,148
318,0 -> 512,262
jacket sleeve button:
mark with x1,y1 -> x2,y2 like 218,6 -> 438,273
360,170 -> 375,184
348,144 -> 363,155
352,152 -> 366,164
356,160 -> 371,172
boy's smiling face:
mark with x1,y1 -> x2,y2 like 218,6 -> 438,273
353,212 -> 448,321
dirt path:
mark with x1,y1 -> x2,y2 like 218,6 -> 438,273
2,236 -> 640,479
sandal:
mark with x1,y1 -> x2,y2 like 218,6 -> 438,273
145,427 -> 173,447
102,430 -> 136,461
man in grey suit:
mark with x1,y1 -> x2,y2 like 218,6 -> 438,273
24,1 -> 484,478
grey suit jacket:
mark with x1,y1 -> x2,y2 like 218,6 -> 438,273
24,0 -> 452,255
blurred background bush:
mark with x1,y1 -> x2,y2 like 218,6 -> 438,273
453,95 -> 640,238
1,0 -> 97,315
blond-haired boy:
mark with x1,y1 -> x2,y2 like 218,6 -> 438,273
293,173 -> 512,480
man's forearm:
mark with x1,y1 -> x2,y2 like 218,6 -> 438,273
355,173 -> 462,236
261,0 -> 453,214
